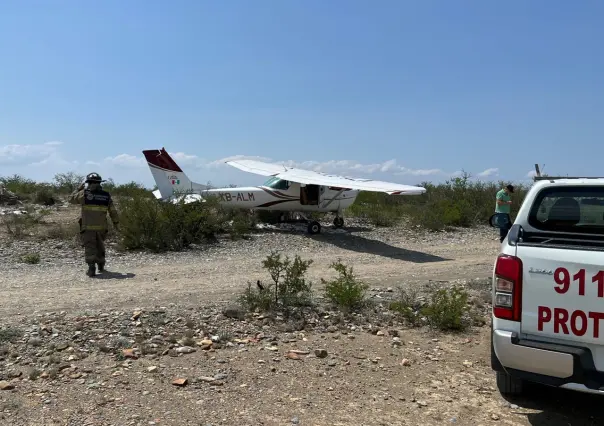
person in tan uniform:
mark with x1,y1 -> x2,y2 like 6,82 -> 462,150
68,172 -> 119,277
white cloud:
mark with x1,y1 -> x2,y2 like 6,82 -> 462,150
0,141 -> 507,187
104,154 -> 145,168
477,167 -> 499,178
526,170 -> 537,178
30,153 -> 78,168
0,141 -> 63,165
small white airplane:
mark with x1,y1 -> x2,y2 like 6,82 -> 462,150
142,147 -> 426,234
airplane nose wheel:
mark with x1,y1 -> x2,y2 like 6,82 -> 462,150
307,220 -> 321,234
333,217 -> 344,228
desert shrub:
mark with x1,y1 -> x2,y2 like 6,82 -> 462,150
1,213 -> 43,239
0,174 -> 55,203
20,252 -> 40,264
348,172 -> 530,231
322,259 -> 369,311
239,251 -> 314,312
389,285 -> 472,331
41,222 -> 80,242
239,282 -> 276,312
33,187 -> 56,205
421,285 -> 470,331
0,327 -> 22,343
116,192 -> 253,252
1,169 -> 533,235
388,287 -> 423,326
53,172 -> 84,193
347,192 -> 402,227
228,211 -> 257,239
103,179 -> 152,199
0,174 -> 42,197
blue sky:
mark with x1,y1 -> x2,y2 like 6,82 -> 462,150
0,0 -> 603,187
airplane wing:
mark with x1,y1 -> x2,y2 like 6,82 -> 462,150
226,159 -> 426,195
223,159 -> 288,176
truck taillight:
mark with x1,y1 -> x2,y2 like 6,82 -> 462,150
493,255 -> 523,321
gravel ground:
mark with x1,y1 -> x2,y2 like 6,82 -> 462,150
0,205 -> 603,425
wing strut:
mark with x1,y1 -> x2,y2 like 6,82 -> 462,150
320,188 -> 346,209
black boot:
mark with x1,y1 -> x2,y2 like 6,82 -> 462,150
86,263 -> 96,277
97,262 -> 105,273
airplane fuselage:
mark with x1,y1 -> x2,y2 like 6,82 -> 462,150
196,181 -> 359,213
143,147 -> 425,233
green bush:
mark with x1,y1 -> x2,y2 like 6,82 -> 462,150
41,222 -> 80,243
421,285 -> 470,331
0,174 -> 42,196
33,187 -> 56,206
322,259 -> 369,311
53,172 -> 84,193
0,327 -> 22,343
1,169 -> 532,237
103,179 -> 152,199
348,172 -> 530,231
1,213 -> 44,239
347,192 -> 402,227
21,253 -> 40,264
116,192 -> 254,252
0,172 -> 156,203
239,251 -> 314,312
389,287 -> 423,326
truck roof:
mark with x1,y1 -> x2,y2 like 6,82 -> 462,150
532,177 -> 604,186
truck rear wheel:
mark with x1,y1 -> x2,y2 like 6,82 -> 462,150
496,371 -> 524,396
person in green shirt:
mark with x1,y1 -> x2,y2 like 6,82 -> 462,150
495,184 -> 514,242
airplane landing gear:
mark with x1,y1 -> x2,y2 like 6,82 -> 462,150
333,216 -> 344,228
307,220 -> 321,234
296,213 -> 322,234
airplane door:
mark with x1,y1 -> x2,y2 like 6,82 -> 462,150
300,184 -> 320,205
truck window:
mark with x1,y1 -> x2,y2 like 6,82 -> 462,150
528,186 -> 604,234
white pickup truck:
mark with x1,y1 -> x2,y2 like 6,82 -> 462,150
490,177 -> 604,396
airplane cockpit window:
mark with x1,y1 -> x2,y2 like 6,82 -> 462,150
263,177 -> 290,190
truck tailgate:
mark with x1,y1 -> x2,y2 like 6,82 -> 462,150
519,245 -> 604,345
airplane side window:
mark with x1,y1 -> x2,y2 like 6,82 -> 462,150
263,177 -> 278,187
272,179 -> 289,190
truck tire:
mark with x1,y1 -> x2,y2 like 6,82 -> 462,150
496,371 -> 524,396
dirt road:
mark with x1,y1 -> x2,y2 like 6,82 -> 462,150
1,221 -> 603,425
0,223 -> 496,317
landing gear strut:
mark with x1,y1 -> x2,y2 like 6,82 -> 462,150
296,213 -> 322,235
333,216 -> 344,228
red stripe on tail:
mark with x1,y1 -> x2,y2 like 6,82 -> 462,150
142,147 -> 183,172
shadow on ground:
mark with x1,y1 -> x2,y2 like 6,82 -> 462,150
254,223 -> 450,262
504,382 -> 604,425
94,271 -> 136,280
309,233 -> 450,262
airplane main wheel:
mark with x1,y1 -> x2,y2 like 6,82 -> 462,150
333,217 -> 344,228
307,220 -> 321,234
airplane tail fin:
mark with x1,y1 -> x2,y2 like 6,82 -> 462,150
142,147 -> 197,199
